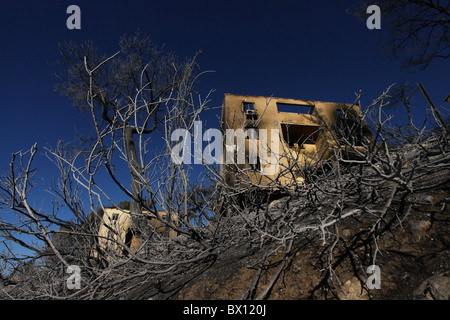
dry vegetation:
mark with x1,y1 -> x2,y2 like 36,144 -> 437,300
1,34 -> 448,300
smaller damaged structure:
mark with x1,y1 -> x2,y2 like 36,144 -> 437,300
220,94 -> 372,187
91,206 -> 176,261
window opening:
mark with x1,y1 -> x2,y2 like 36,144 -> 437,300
277,103 -> 314,114
280,123 -> 319,148
243,101 -> 255,112
243,101 -> 258,123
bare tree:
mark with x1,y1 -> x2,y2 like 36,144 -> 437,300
55,32 -> 207,233
0,32 -> 219,299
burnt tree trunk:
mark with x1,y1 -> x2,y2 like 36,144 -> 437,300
124,126 -> 146,233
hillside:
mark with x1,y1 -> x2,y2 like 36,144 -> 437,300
173,183 -> 449,300
123,186 -> 448,300
2,131 -> 449,301
124,138 -> 449,300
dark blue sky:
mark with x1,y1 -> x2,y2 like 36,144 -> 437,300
0,0 -> 448,190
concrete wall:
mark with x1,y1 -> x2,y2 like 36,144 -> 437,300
93,208 -> 177,260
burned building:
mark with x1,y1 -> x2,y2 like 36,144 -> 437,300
220,94 -> 371,187
92,207 -> 177,261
